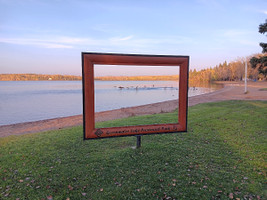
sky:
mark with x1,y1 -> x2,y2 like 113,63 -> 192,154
0,0 -> 266,76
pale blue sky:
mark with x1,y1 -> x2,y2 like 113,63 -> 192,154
0,0 -> 266,76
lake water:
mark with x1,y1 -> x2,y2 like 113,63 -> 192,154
0,81 -> 219,125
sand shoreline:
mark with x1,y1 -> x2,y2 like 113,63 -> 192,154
1,81 -> 266,137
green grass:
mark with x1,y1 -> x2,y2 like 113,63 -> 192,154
96,109 -> 178,128
0,100 -> 266,200
259,88 -> 267,91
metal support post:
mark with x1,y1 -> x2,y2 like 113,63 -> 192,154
245,60 -> 248,94
136,136 -> 141,148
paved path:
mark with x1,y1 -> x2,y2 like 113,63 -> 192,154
0,81 -> 266,137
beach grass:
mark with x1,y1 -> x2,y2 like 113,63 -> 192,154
0,100 -> 266,200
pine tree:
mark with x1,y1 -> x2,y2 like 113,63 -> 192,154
249,20 -> 267,79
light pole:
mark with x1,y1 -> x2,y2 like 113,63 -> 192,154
244,59 -> 248,94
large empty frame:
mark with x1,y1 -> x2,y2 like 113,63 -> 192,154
82,52 -> 189,140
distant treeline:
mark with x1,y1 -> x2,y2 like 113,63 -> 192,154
0,74 -> 179,81
189,53 -> 266,85
0,74 -> 82,81
1,53 -> 265,82
95,75 -> 179,81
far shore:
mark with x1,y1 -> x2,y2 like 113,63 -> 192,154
0,81 -> 266,137
0,73 -> 178,81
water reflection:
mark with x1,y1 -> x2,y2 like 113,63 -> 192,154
95,81 -> 221,112
0,81 -> 222,125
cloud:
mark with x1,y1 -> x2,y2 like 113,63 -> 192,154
223,30 -> 249,37
0,34 -> 193,50
111,35 -> 134,41
0,35 -> 136,49
216,29 -> 258,47
0,37 -> 73,48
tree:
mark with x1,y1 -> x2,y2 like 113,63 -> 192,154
250,56 -> 267,79
259,19 -> 267,53
249,20 -> 267,79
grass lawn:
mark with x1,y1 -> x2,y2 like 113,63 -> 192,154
0,100 -> 266,200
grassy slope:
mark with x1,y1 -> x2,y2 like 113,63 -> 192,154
0,101 -> 266,200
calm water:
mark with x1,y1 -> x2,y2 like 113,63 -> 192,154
0,81 -> 219,125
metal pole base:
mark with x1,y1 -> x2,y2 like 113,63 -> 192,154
136,136 -> 141,148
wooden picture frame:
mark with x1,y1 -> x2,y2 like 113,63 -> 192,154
82,53 -> 189,140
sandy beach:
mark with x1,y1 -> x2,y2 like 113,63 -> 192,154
0,81 -> 266,137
